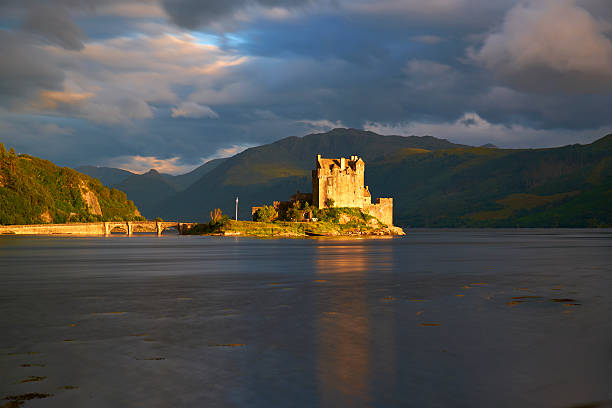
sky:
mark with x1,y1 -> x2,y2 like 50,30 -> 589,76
0,0 -> 611,174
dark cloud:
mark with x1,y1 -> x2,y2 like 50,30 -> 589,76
22,5 -> 87,50
0,0 -> 610,171
0,30 -> 64,109
162,0 -> 316,29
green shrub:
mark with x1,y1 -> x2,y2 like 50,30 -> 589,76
253,205 -> 278,222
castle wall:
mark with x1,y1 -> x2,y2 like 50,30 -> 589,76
364,198 -> 393,226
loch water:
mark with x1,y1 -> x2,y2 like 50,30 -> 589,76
0,229 -> 611,408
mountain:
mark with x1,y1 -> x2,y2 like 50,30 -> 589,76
75,165 -> 135,186
112,169 -> 179,219
367,135 -> 612,227
154,129 -> 611,227
155,128 -> 467,221
77,158 -> 227,218
168,158 -> 227,191
0,144 -> 142,225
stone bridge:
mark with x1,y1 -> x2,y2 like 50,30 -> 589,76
0,221 -> 196,236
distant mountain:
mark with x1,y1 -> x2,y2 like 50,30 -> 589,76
155,128 -> 467,221
76,165 -> 135,186
77,158 -> 227,218
154,129 -> 611,227
112,169 -> 178,218
367,136 -> 612,227
0,144 -> 142,225
168,158 -> 227,191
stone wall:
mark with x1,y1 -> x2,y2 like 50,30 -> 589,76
364,198 -> 393,226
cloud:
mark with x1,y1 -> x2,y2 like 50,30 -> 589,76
106,155 -> 198,174
35,90 -> 95,110
403,59 -> 458,91
412,35 -> 445,45
22,5 -> 87,50
23,33 -> 248,123
297,119 -> 345,131
171,102 -> 219,118
108,143 -> 253,174
96,3 -> 167,18
0,0 -> 610,171
201,143 -> 254,162
0,30 -> 64,109
36,123 -> 74,135
161,0 -> 319,29
364,113 -> 610,148
347,0 -> 463,16
470,0 -> 612,93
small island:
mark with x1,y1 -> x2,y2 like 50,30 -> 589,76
188,155 -> 405,237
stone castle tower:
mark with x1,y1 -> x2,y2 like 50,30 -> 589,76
312,154 -> 394,226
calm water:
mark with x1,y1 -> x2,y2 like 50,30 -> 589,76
0,230 -> 611,408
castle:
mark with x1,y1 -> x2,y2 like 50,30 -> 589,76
252,154 -> 394,226
312,155 -> 393,225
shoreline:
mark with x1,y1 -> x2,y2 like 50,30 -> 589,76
186,220 -> 405,238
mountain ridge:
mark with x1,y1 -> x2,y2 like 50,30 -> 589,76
154,129 -> 611,227
77,158 -> 227,218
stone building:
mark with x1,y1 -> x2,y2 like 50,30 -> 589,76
252,154 -> 394,226
312,155 -> 393,226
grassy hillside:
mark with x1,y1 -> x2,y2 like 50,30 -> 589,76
156,129 -> 611,227
0,143 -> 143,225
368,135 -> 612,227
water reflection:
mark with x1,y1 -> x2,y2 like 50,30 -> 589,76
314,242 -> 397,406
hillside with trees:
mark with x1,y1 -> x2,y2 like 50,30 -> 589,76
0,143 -> 143,225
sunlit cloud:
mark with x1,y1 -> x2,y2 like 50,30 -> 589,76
96,3 -> 167,18
469,0 -> 612,92
364,113 -> 610,148
34,90 -> 95,110
211,144 -> 254,159
107,143 -> 255,175
171,102 -> 219,119
106,155 -> 197,175
297,119 -> 346,132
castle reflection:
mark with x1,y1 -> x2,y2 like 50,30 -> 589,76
314,242 -> 396,407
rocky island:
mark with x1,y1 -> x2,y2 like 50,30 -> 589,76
189,155 -> 405,237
